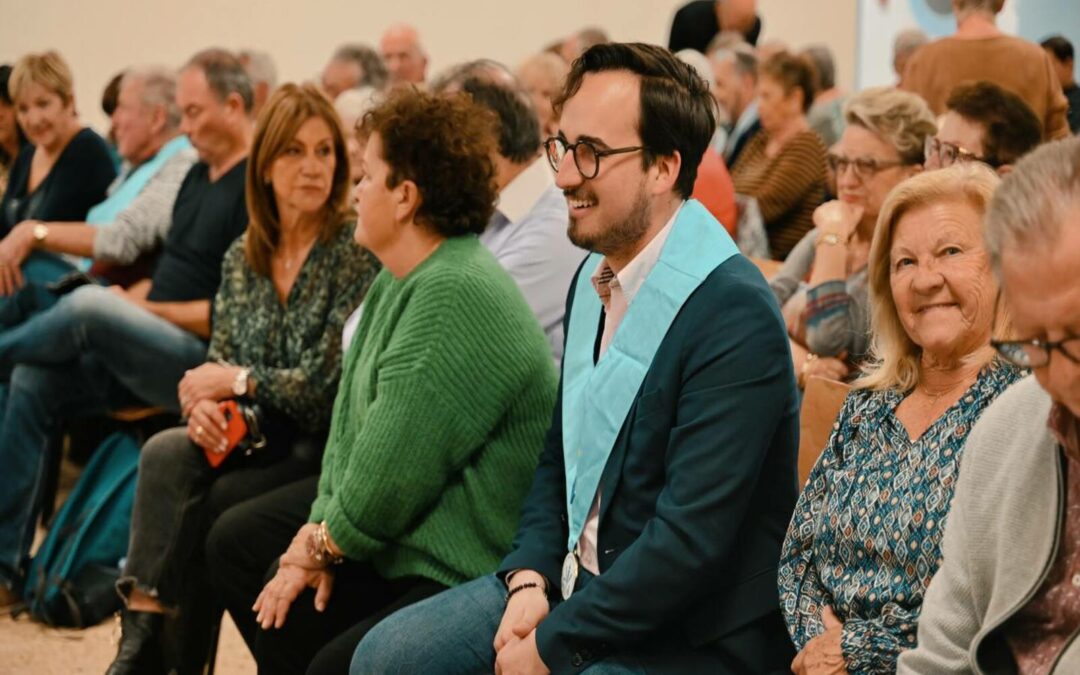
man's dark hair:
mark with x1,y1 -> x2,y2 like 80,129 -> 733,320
946,81 -> 1043,168
460,78 -> 540,164
184,48 -> 254,114
1041,35 -> 1075,64
101,70 -> 125,117
555,42 -> 717,199
333,43 -> 389,90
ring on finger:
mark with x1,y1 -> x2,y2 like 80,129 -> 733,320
195,425 -> 204,437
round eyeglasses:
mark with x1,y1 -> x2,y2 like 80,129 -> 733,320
924,137 -> 996,169
826,154 -> 907,180
544,137 -> 648,179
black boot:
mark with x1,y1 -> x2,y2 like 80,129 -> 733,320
105,610 -> 165,675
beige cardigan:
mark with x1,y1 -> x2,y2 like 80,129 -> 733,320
898,377 -> 1080,674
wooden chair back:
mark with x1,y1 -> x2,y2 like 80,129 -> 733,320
798,376 -> 852,486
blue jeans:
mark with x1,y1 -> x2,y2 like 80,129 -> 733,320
350,574 -> 647,675
0,284 -> 207,589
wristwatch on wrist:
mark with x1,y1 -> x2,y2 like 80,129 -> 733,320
817,232 -> 842,247
232,368 -> 250,397
32,222 -> 49,245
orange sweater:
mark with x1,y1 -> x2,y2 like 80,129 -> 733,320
901,35 -> 1069,140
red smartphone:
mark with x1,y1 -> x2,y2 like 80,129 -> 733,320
203,400 -> 248,468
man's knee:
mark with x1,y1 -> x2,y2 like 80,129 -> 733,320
60,284 -> 113,324
351,575 -> 503,675
9,364 -> 64,400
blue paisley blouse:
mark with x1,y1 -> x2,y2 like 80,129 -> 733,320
778,359 -> 1023,673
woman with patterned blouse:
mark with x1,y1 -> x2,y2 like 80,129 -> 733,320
779,164 -> 1024,675
107,84 -> 379,675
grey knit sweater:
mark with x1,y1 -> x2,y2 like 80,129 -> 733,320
898,376 -> 1080,674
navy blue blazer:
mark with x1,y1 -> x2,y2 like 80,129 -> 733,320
499,254 -> 800,674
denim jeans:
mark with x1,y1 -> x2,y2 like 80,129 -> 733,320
350,574 -> 648,675
0,285 -> 207,590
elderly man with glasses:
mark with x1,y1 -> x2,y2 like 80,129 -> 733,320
899,137 -> 1080,674
924,81 -> 1043,175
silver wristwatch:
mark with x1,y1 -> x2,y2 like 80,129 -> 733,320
232,368 -> 250,397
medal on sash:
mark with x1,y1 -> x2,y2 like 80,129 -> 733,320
561,549 -> 579,600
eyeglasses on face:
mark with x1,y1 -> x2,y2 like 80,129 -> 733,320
924,136 -> 995,169
992,337 -> 1080,368
826,153 -> 907,179
544,136 -> 648,179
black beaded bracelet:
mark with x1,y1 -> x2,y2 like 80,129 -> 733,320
505,581 -> 544,603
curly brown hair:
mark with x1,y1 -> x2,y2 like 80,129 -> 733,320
359,87 -> 498,237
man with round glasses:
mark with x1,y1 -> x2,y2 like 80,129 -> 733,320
351,42 -> 799,674
923,81 -> 1043,175
900,137 -> 1080,674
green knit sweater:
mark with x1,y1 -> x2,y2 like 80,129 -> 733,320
309,235 -> 558,587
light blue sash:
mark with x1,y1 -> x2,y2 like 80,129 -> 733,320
78,135 -> 191,270
561,199 -> 739,550
85,135 -> 191,227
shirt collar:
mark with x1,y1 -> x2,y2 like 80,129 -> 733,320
590,202 -> 684,307
495,155 -> 554,226
732,101 -> 759,137
1050,403 -> 1080,460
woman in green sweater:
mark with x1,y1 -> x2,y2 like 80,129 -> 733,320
207,88 -> 559,675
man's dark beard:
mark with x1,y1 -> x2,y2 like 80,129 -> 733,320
567,188 -> 651,258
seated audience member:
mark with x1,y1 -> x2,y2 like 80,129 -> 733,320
772,88 -> 935,385
0,51 -> 117,285
333,87 -> 378,185
320,44 -> 387,101
205,88 -> 558,675
732,51 -> 827,259
802,45 -> 847,147
901,0 -> 1068,140
0,67 -> 196,298
517,51 -> 569,139
0,64 -> 28,194
0,48 -> 252,607
892,28 -> 928,84
925,80 -> 1044,175
239,49 -> 278,117
559,27 -> 610,65
712,45 -> 761,165
106,83 -> 379,675
676,48 -> 738,232
780,163 -> 1024,675
669,0 -> 762,53
897,137 -> 1080,675
1042,35 -> 1080,134
352,42 -> 800,675
434,63 -> 584,363
379,25 -> 427,86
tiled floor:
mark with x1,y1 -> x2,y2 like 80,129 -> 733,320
0,610 -> 256,674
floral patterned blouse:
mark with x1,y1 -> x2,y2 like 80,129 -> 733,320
778,359 -> 1023,673
207,222 -> 379,435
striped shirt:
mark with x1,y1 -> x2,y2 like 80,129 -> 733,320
731,129 -> 826,260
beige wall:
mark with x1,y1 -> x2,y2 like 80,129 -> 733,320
759,0 -> 858,91
2,0 -> 857,134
